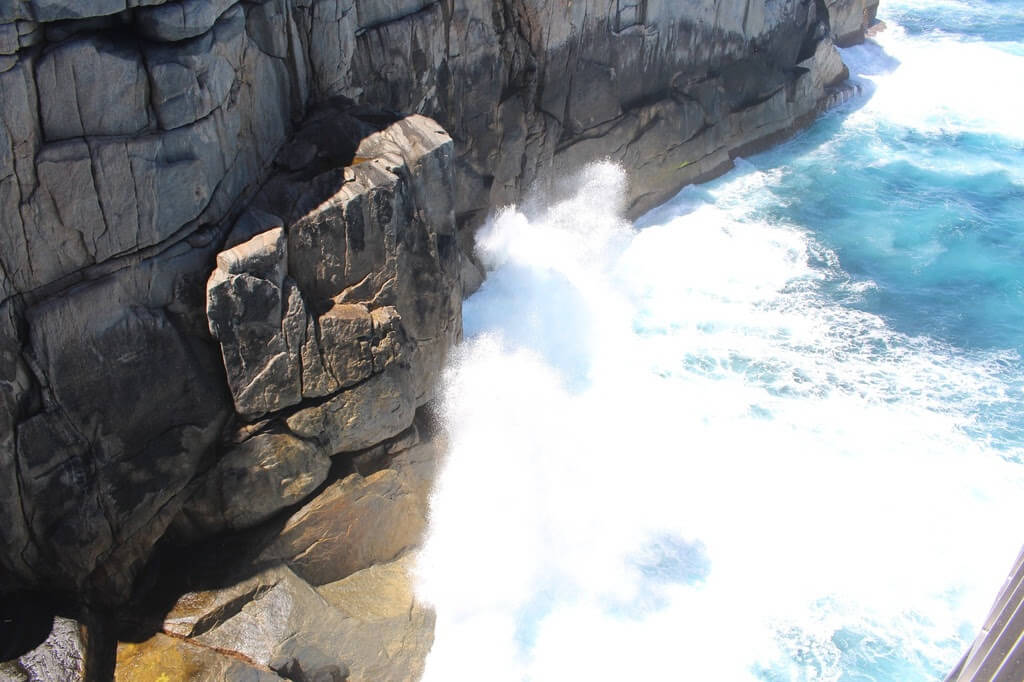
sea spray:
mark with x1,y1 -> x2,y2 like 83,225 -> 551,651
418,5 -> 1024,680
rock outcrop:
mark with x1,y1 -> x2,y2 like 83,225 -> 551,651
826,0 -> 881,47
0,616 -> 89,682
113,429 -> 440,681
1,0 -> 876,677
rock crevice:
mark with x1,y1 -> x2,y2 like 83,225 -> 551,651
1,0 -> 879,677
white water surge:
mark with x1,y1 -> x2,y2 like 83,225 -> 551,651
417,13 -> 1024,682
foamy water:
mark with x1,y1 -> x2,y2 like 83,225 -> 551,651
418,5 -> 1024,680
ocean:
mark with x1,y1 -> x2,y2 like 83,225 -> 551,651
417,1 -> 1024,679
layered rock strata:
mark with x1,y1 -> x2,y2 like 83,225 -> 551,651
0,0 -> 875,678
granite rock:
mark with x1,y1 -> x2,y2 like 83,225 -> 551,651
827,0 -> 881,46
136,0 -> 239,42
123,553 -> 433,681
207,226 -> 303,418
115,632 -> 283,682
0,0 -> 867,622
259,465 -> 427,586
0,616 -> 87,682
175,431 -> 331,537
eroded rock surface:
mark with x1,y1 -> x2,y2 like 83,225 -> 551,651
826,0 -> 881,46
0,616 -> 88,682
117,553 -> 432,682
1,0 -> 876,674
113,430 -> 441,681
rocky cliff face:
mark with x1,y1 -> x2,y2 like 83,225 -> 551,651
2,0 -> 869,677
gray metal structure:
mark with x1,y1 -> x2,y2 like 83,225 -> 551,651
946,548 -> 1024,682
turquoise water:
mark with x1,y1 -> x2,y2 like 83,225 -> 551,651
419,3 -> 1024,680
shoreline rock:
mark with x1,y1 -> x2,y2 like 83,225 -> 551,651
1,0 -> 882,678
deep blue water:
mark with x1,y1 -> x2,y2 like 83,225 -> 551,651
420,3 -> 1024,680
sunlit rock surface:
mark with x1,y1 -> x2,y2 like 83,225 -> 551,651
0,0 -> 870,675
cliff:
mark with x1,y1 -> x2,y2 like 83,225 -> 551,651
0,0 -> 878,678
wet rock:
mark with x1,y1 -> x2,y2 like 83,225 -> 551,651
826,0 -> 881,47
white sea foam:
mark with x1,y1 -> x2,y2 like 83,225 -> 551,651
840,19 -> 1024,145
416,160 -> 1024,681
417,11 -> 1024,681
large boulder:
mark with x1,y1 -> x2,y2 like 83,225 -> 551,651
0,616 -> 88,682
116,633 -> 283,682
826,0 -> 881,46
265,112 -> 461,407
118,553 -> 433,681
206,226 -> 303,418
315,552 -> 435,682
174,430 -> 331,538
259,466 -> 427,586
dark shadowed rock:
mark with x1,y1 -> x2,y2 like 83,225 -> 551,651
17,270 -> 229,595
0,616 -> 87,682
175,431 -> 331,538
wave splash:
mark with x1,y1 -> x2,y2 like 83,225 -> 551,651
416,159 -> 1024,681
417,9 -> 1024,680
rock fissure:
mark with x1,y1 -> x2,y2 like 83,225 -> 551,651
1,0 -> 882,676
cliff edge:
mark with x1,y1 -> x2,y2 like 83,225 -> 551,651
0,0 -> 880,678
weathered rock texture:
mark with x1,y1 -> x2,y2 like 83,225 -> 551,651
113,428 -> 440,680
0,0 -> 873,673
826,0 -> 881,47
0,616 -> 88,682
117,553 -> 433,682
